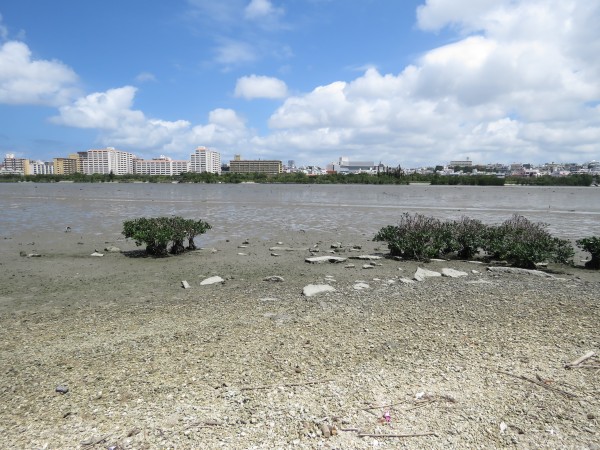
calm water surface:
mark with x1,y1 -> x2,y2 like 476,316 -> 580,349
1,183 -> 599,243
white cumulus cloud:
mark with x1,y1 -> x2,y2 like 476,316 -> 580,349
234,75 -> 288,99
0,41 -> 79,106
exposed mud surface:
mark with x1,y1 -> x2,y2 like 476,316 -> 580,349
0,231 -> 598,449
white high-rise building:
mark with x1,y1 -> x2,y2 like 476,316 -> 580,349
190,146 -> 221,174
82,148 -> 134,175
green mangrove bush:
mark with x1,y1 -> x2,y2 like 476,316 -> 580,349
374,213 -> 574,268
576,236 -> 600,269
373,213 -> 451,261
482,215 -> 573,268
122,216 -> 211,256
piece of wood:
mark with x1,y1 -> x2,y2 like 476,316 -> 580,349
357,432 -> 437,438
565,351 -> 595,368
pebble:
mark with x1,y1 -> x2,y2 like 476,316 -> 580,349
55,385 -> 69,394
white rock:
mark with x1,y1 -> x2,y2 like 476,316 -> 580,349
362,264 -> 374,269
353,282 -> 370,290
344,264 -> 356,268
181,280 -> 191,289
302,284 -> 336,297
441,268 -> 468,278
471,269 -> 480,274
349,255 -> 382,260
104,246 -> 121,253
305,256 -> 347,264
90,252 -> 104,257
413,267 -> 441,281
400,278 -> 416,284
271,253 -> 280,257
269,246 -> 309,251
200,276 -> 224,285
237,252 -> 248,256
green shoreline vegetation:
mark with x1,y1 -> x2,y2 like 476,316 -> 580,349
0,171 -> 597,186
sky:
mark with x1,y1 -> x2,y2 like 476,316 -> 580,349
0,0 -> 599,168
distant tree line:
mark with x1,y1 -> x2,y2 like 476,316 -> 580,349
1,171 -> 597,186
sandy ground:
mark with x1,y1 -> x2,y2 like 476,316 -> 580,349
0,229 -> 599,449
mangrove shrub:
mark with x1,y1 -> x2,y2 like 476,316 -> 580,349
122,216 -> 211,256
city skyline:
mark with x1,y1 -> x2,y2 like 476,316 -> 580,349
1,1 -> 599,167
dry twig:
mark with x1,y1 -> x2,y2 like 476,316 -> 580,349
357,432 -> 437,438
498,371 -> 577,399
241,378 -> 332,391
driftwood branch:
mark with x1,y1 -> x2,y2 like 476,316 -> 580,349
357,432 -> 437,438
498,371 -> 577,399
362,401 -> 405,410
565,351 -> 596,368
241,379 -> 332,391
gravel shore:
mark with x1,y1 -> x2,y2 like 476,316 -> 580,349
0,229 -> 598,449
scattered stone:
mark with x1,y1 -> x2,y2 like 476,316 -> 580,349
242,240 -> 250,245
305,256 -> 347,264
181,280 -> 191,289
302,284 -> 336,297
104,246 -> 120,253
263,276 -> 284,282
330,242 -> 342,249
349,255 -> 382,260
276,241 -> 283,245
471,270 -> 480,274
269,246 -> 309,252
55,385 -> 69,394
237,252 -> 248,256
400,278 -> 416,284
90,252 -> 104,257
362,264 -> 374,269
353,282 -> 370,290
467,260 -> 484,264
430,258 -> 446,262
414,267 -> 441,281
200,276 -> 224,285
344,264 -> 355,268
270,253 -> 280,257
238,245 -> 248,248
441,268 -> 468,278
487,266 -> 563,279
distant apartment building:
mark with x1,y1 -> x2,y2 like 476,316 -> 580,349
133,155 -> 190,176
229,156 -> 283,174
449,159 -> 473,167
329,156 -> 374,174
83,147 -> 134,175
53,157 -> 79,175
190,146 -> 221,174
29,160 -> 54,175
3,153 -> 30,175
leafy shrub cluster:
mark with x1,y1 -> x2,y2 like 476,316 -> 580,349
122,216 -> 211,256
576,237 -> 600,269
374,213 -> 575,268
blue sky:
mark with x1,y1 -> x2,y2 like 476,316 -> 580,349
1,0 -> 599,168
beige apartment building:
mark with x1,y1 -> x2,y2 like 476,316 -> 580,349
3,154 -> 30,175
229,156 -> 282,175
53,157 -> 79,175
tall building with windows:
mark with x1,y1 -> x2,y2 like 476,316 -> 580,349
190,146 -> 221,174
29,160 -> 54,175
3,153 -> 30,175
54,157 -> 79,175
133,156 -> 190,175
83,148 -> 134,175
